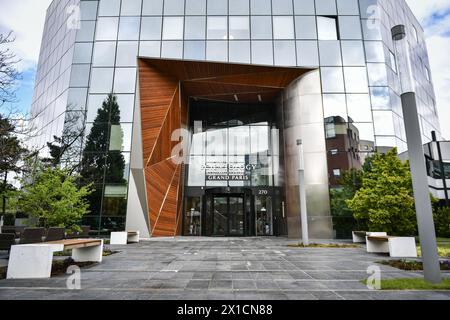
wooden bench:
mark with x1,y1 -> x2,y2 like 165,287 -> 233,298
110,231 -> 140,245
6,239 -> 104,279
352,231 -> 387,243
366,235 -> 417,258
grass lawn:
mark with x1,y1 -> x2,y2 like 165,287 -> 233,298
417,240 -> 450,258
361,278 -> 450,290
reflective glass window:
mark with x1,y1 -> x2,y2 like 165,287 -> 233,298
207,17 -> 228,40
339,16 -> 362,39
320,67 -> 344,92
121,0 -> 142,16
274,41 -> 296,66
295,16 -> 317,40
336,0 -> 359,15
118,17 -> 140,40
70,64 -> 91,87
90,68 -> 114,93
80,1 -> 98,20
296,41 -> 319,67
373,111 -> 395,135
76,21 -> 96,42
323,94 -> 346,119
68,88 -> 88,111
353,123 -> 374,142
344,67 -> 369,93
73,43 -> 93,64
98,0 -> 121,16
110,124 -> 133,151
207,128 -> 228,155
206,41 -> 228,62
272,0 -> 293,15
346,94 -> 372,122
87,94 -> 108,122
229,126 -> 250,155
367,63 -> 387,86
142,0 -> 163,15
251,0 -> 271,15
96,17 -> 119,41
319,41 -> 342,66
140,41 -> 161,57
141,17 -> 162,40
273,16 -> 294,39
370,87 -> 391,110
116,42 -> 139,67
293,0 -> 315,14
164,0 -> 185,15
186,0 -> 206,15
251,16 -> 272,39
114,68 -> 137,93
229,41 -> 250,63
93,42 -> 116,67
251,41 -> 274,65
163,17 -> 184,40
184,41 -> 206,60
185,17 -> 206,40
315,0 -> 337,15
389,51 -> 397,73
229,0 -> 249,15
317,16 -> 338,40
207,0 -> 228,15
229,17 -> 250,40
116,94 -> 136,122
362,20 -> 382,40
105,153 -> 131,183
364,41 -> 385,62
341,41 -> 365,66
162,41 -> 183,58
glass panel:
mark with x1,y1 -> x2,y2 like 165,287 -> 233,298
370,87 -> 391,110
251,126 -> 269,154
323,94 -> 347,119
346,94 -> 372,123
373,111 -> 395,135
68,88 -> 88,111
87,94 -> 108,122
251,16 -> 272,39
102,185 -> 128,216
213,196 -> 228,236
336,0 -> 359,15
295,16 -> 317,40
229,16 -> 250,40
187,156 -> 206,186
92,42 -> 116,67
367,63 -> 388,86
76,21 -> 96,42
251,0 -> 271,15
320,67 -> 344,93
98,0 -> 121,16
251,41 -> 273,65
164,0 -> 185,15
319,41 -> 342,66
339,16 -> 362,40
229,196 -> 244,236
118,17 -> 140,40
362,20 -> 382,40
293,0 -> 315,14
296,41 -> 319,67
315,0 -> 337,15
272,0 -> 293,15
186,0 -> 206,15
317,16 -> 338,40
184,197 -> 202,236
184,41 -> 206,60
110,123 -> 132,151
229,41 -> 250,63
96,17 -> 119,41
121,0 -> 142,16
207,17 -> 228,40
163,17 -> 184,40
113,68 -> 137,93
341,41 -> 365,66
141,17 -> 162,40
73,43 -> 93,64
274,41 -> 296,66
206,41 -> 228,61
140,41 -> 161,57
207,0 -> 228,15
207,127 -> 228,155
162,41 -> 183,58
142,0 -> 163,15
229,0 -> 249,15
116,94 -> 136,122
105,153 -> 131,183
185,16 -> 206,40
344,67 -> 369,93
229,126 -> 250,155
256,196 -> 273,235
273,16 -> 294,39
116,42 -> 139,67
90,68 -> 114,93
364,41 -> 384,62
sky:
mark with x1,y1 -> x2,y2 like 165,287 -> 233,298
0,0 -> 449,138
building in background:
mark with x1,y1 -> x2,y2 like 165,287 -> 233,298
29,0 -> 441,238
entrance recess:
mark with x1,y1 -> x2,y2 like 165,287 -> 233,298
212,194 -> 245,236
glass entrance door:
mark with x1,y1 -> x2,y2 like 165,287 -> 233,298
212,194 -> 245,236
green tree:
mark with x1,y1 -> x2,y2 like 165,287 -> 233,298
347,148 -> 418,236
17,168 -> 93,231
433,206 -> 450,238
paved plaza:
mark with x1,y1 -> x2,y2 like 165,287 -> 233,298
0,237 -> 449,300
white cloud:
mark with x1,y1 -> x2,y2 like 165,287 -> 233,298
406,0 -> 450,139
0,0 -> 52,71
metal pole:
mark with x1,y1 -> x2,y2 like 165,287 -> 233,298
297,139 -> 309,246
392,25 -> 441,283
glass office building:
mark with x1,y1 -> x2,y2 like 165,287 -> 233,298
29,0 -> 441,238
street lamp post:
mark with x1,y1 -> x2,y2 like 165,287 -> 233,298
391,25 -> 441,283
297,139 -> 309,246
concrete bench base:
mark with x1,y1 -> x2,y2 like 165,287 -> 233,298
352,231 -> 387,243
366,236 -> 417,258
110,231 -> 140,245
6,240 -> 104,279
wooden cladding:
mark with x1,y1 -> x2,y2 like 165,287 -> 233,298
139,58 -> 308,237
